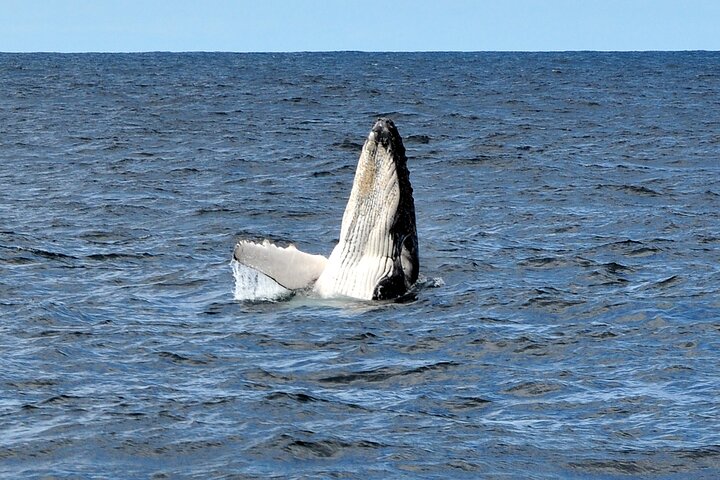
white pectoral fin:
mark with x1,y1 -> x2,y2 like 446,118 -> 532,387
232,240 -> 328,290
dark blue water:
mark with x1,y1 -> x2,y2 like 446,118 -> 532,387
1,52 -> 719,478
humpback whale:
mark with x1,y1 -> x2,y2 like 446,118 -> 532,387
233,118 -> 418,301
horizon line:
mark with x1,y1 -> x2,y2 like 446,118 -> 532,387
2,49 -> 718,55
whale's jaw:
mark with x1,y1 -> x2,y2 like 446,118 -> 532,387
315,118 -> 419,300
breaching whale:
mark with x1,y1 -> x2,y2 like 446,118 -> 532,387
232,118 -> 419,301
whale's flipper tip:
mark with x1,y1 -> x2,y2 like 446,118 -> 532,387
232,260 -> 292,302
233,240 -> 328,292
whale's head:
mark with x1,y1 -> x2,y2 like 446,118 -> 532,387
353,119 -> 405,197
315,118 -> 419,300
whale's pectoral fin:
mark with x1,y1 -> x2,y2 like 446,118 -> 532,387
233,240 -> 328,291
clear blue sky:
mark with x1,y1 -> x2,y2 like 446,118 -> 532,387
2,0 -> 719,53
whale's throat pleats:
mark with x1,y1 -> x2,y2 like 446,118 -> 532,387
315,137 -> 402,300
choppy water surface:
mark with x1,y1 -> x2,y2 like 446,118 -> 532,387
1,52 -> 720,478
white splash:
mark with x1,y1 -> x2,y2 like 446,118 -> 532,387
231,260 -> 291,301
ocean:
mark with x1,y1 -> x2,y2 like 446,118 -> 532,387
1,51 -> 719,478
